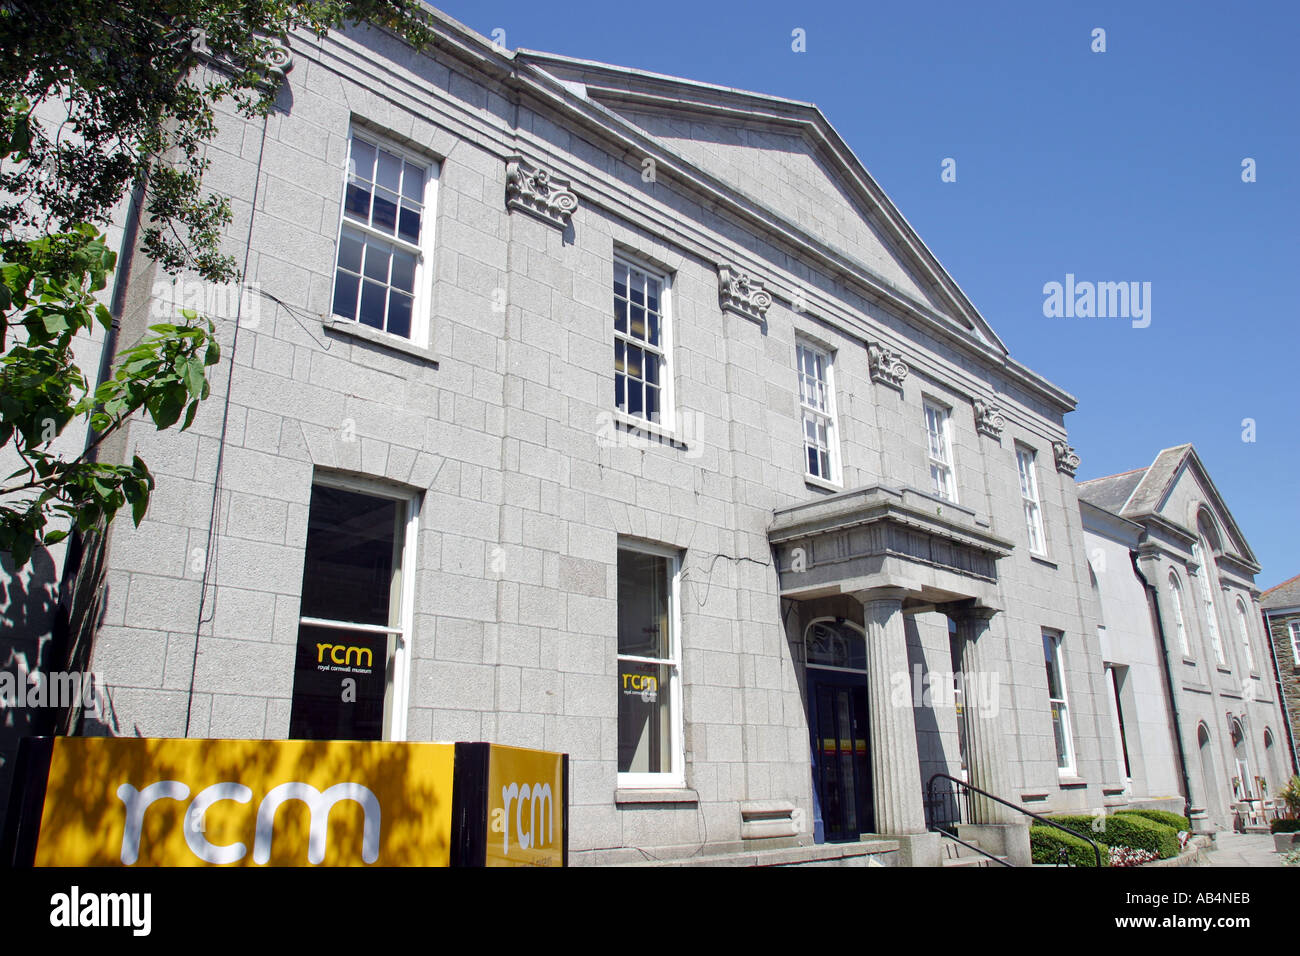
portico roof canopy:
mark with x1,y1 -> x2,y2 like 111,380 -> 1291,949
768,484 -> 1014,610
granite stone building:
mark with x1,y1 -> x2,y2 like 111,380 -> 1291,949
1260,574 -> 1300,784
4,6 -> 1158,864
1078,446 -> 1292,831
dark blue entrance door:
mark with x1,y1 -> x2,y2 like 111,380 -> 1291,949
808,669 -> 873,842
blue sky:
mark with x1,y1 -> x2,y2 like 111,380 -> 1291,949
433,0 -> 1299,588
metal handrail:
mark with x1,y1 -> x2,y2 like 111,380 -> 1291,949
927,773 -> 1106,867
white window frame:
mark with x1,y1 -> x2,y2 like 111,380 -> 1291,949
616,539 -> 684,790
1290,620 -> 1300,664
1016,445 -> 1047,555
296,472 -> 420,742
330,127 -> 440,346
924,399 -> 957,502
612,254 -> 674,432
795,339 -> 841,486
1043,630 -> 1076,776
1169,571 -> 1191,658
1234,598 -> 1257,675
1193,540 -> 1227,667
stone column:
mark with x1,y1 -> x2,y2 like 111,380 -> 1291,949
854,588 -> 927,835
954,607 -> 1012,824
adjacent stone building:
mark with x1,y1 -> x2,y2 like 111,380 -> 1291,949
1260,574 -> 1300,785
1078,446 -> 1292,830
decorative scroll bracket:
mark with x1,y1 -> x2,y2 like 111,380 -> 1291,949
505,157 -> 578,229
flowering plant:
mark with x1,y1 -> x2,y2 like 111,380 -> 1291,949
1107,846 -> 1158,867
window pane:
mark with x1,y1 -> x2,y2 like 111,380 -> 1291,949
1043,635 -> 1062,700
376,149 -> 402,192
372,187 -> 399,234
614,298 -> 627,334
387,290 -> 412,338
363,242 -> 391,282
390,249 -> 416,293
359,279 -> 387,329
397,204 -> 421,244
645,384 -> 659,423
332,271 -> 359,320
617,661 -> 672,774
630,304 -> 646,341
344,183 -> 371,222
402,162 -> 425,200
299,486 -> 400,626
289,624 -> 389,741
1052,703 -> 1071,769
350,138 -> 376,181
338,231 -> 364,274
618,549 -> 670,658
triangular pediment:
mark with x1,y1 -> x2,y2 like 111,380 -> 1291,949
517,52 -> 1007,355
1125,445 -> 1258,568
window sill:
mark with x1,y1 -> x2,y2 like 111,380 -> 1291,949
1029,553 -> 1057,569
1057,775 -> 1088,788
322,315 -> 440,366
606,410 -> 690,451
1216,666 -> 1232,675
804,475 -> 843,493
1182,657 -> 1198,666
615,787 -> 698,806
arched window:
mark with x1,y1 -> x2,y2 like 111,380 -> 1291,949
1168,571 -> 1190,657
1235,598 -> 1256,673
1192,538 -> 1225,666
805,618 -> 867,671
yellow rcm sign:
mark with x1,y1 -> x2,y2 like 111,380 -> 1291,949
32,738 -> 455,867
486,744 -> 565,867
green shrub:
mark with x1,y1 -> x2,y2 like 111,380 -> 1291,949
1030,825 -> 1107,867
1048,813 -> 1180,860
1116,808 -> 1191,832
1271,818 -> 1300,834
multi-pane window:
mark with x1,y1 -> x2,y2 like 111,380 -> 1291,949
1235,599 -> 1256,673
289,478 -> 418,741
613,259 -> 669,426
924,400 -> 956,501
1016,446 -> 1046,554
1169,572 -> 1191,657
796,341 -> 838,482
1042,631 -> 1075,774
617,544 -> 682,786
1192,541 -> 1226,666
332,131 -> 436,340
1289,621 -> 1300,664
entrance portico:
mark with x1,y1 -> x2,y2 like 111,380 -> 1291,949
770,485 -> 1017,861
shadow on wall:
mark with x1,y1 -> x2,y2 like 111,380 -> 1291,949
0,547 -> 60,837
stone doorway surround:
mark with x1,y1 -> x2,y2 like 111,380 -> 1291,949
770,484 -> 1019,865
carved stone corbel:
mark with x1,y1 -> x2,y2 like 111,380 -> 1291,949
505,157 -> 578,229
867,341 -> 909,392
1053,440 -> 1081,477
718,265 -> 772,323
973,399 -> 1005,439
